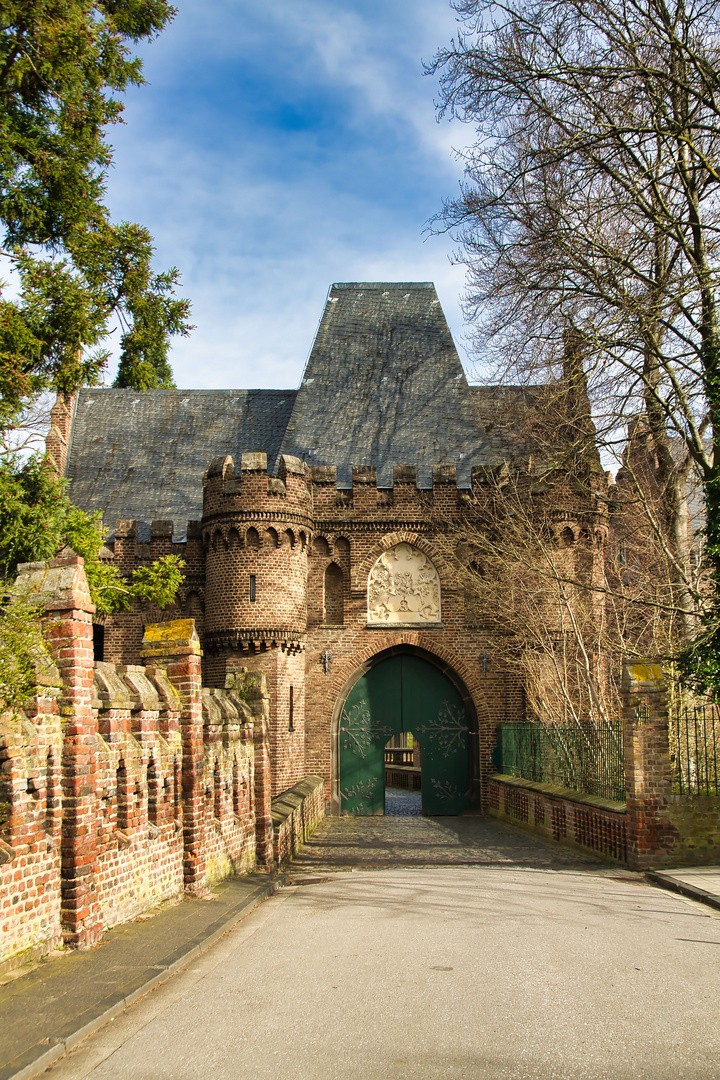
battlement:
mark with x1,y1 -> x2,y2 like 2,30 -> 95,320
202,452 -> 312,520
307,461 -> 468,515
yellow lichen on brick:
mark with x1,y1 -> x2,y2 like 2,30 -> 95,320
142,620 -> 202,656
627,663 -> 664,686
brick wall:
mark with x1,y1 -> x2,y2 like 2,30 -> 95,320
623,663 -> 720,869
0,686 -> 63,974
272,776 -> 326,867
201,686 -> 257,883
487,665 -> 720,869
0,560 -> 285,971
91,662 -> 184,929
487,775 -> 628,863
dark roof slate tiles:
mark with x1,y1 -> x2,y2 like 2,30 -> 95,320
66,388 -> 295,540
278,283 -> 490,488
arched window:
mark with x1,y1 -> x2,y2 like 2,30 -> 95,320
266,527 -> 279,548
335,536 -> 350,557
245,527 -> 260,549
324,563 -> 344,624
560,526 -> 575,549
313,536 -> 330,557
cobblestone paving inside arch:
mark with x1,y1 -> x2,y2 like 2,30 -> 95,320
384,786 -> 422,817
291,812 -> 607,872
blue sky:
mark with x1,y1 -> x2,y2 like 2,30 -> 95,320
103,0 -> 474,389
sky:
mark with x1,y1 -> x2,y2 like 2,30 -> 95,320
102,0 -> 475,390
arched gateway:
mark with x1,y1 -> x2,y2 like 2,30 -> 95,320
338,653 -> 471,816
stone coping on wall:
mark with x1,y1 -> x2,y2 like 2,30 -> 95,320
489,773 -> 626,814
201,687 -> 254,728
92,662 -> 181,712
271,776 -> 326,829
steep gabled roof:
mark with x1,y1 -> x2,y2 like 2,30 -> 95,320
278,282 -> 490,488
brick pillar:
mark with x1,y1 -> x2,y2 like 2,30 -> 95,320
14,555 -> 102,947
141,620 -> 207,893
114,519 -> 137,575
623,662 -> 676,870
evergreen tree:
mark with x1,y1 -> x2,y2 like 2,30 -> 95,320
0,2 -> 191,610
0,0 -> 192,429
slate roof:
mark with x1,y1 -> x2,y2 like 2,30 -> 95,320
66,389 -> 296,540
278,283 -> 491,488
65,282 -> 541,538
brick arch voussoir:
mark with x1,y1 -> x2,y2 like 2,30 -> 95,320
352,531 -> 453,592
327,633 -> 491,737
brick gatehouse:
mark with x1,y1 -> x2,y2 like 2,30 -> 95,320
48,281 -> 607,817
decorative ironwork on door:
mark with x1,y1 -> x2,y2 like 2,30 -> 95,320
338,654 -> 470,816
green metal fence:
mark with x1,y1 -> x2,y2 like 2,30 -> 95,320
670,704 -> 720,796
493,721 -> 625,803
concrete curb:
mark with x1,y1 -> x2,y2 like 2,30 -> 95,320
645,871 -> 720,913
1,875 -> 287,1080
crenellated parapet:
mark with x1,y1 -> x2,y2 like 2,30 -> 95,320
308,462 -> 463,520
202,452 -> 313,525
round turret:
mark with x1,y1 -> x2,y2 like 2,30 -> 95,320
201,453 -> 312,656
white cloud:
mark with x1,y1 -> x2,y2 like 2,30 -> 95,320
99,0 -> 476,390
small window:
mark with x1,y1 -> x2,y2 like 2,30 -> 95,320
92,623 -> 104,662
289,686 -> 294,732
560,527 -> 575,549
249,574 -> 256,602
117,760 -> 129,832
147,757 -> 159,827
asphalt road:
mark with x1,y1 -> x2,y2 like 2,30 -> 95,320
48,865 -> 720,1080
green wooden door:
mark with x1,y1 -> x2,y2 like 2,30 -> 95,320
338,654 -> 470,816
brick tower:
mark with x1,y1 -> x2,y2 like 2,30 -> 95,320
201,451 -> 313,795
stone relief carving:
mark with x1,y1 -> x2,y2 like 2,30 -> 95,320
367,542 -> 441,624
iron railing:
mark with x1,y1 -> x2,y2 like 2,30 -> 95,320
670,703 -> 720,796
494,721 -> 625,803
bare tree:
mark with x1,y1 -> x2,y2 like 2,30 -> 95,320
439,465 -> 686,733
432,0 -> 720,686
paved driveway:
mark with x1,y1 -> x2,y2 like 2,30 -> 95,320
290,811 -> 606,871
48,818 -> 720,1080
